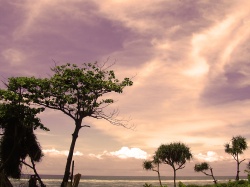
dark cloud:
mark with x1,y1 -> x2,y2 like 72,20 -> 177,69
0,0 -> 135,76
201,64 -> 250,105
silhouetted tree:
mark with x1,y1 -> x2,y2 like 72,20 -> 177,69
5,62 -> 133,186
225,136 -> 248,180
156,142 -> 192,187
194,162 -> 217,184
0,83 -> 48,186
143,155 -> 162,186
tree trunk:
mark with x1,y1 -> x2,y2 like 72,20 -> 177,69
30,159 -> 46,187
157,171 -> 162,187
210,168 -> 217,184
235,154 -> 240,181
236,161 -> 240,181
61,121 -> 81,187
173,169 -> 176,187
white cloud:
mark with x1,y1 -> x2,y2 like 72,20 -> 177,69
88,147 -> 149,160
110,147 -> 149,159
43,148 -> 83,156
194,151 -> 228,162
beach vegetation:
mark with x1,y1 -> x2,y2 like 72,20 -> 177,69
224,136 -> 248,180
194,162 -> 217,184
178,179 -> 249,187
156,142 -> 193,187
143,155 -> 163,186
244,161 -> 250,182
0,81 -> 49,187
1,62 -> 133,186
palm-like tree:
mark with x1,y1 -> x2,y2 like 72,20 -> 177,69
156,142 -> 192,187
143,155 -> 162,186
194,162 -> 217,184
225,136 -> 248,180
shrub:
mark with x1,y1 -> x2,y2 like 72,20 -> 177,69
143,183 -> 153,187
179,181 -> 186,187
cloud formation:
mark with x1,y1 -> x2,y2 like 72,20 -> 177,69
109,147 -> 149,159
43,147 -> 149,160
1,0 -> 250,176
43,149 -> 83,157
194,151 -> 229,162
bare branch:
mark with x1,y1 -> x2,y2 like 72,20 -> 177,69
21,160 -> 33,169
81,125 -> 90,128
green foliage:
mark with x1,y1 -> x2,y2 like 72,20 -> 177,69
0,124 -> 43,178
0,103 -> 48,131
225,136 -> 248,156
9,63 -> 133,121
194,162 -> 209,172
142,184 -> 168,187
0,68 -> 48,179
156,142 -> 192,169
1,62 -> 133,184
225,136 -> 248,180
143,160 -> 154,170
0,102 -> 46,178
143,156 -> 162,187
179,181 -> 186,187
179,180 -> 249,187
143,183 -> 153,187
156,142 -> 192,187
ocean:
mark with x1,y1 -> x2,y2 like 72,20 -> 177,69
10,175 -> 247,187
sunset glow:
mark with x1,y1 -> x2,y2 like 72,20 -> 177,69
1,0 -> 250,176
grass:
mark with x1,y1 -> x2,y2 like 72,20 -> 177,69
143,179 -> 250,187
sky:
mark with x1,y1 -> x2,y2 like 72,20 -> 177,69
1,0 -> 250,178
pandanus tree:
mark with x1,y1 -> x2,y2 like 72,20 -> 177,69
194,162 -> 217,184
225,136 -> 248,181
156,142 -> 192,187
143,155 -> 162,186
0,85 -> 49,187
7,62 -> 133,186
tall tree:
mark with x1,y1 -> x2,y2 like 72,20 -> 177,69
0,85 -> 48,186
156,142 -> 192,187
8,62 -> 133,186
194,162 -> 217,184
143,155 -> 162,186
225,135 -> 248,180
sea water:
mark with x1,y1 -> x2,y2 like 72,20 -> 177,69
10,175 -> 246,187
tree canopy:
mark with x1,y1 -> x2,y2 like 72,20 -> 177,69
2,62 -> 133,186
194,162 -> 217,184
0,83 -> 48,181
156,142 -> 192,187
143,155 -> 162,186
225,135 -> 248,180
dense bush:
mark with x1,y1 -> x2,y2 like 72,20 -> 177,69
143,180 -> 249,187
177,180 -> 249,187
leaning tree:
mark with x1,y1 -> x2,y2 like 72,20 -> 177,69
143,155 -> 162,187
8,62 -> 133,186
194,162 -> 217,184
225,135 -> 248,181
156,142 -> 192,187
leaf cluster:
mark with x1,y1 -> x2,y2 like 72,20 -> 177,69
0,110 -> 43,178
194,162 -> 210,172
6,63 -> 133,122
224,136 -> 248,156
156,142 -> 192,169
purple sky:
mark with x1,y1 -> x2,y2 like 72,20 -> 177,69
1,0 -> 250,177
